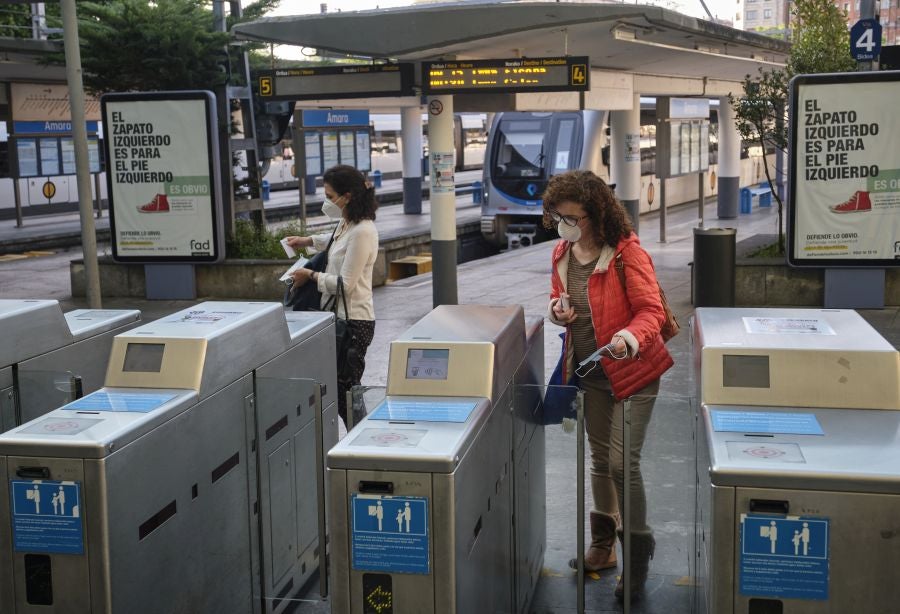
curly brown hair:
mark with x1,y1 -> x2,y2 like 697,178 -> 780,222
541,170 -> 633,247
324,165 -> 377,223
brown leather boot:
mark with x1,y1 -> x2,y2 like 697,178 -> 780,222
570,511 -> 618,571
614,530 -> 655,601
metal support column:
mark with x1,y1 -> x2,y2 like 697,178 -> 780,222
610,95 -> 642,233
401,106 -> 423,214
427,95 -> 458,307
716,96 -> 740,219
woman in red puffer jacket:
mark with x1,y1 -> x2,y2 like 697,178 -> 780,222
544,170 -> 673,602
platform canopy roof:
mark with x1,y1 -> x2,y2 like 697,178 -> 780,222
233,1 -> 790,86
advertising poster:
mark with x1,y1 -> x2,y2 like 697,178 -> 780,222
624,133 -> 641,163
789,73 -> 900,266
102,92 -> 222,263
430,151 -> 455,193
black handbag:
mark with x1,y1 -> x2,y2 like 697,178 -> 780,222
283,228 -> 337,311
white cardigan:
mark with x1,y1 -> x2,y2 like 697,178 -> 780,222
311,219 -> 378,321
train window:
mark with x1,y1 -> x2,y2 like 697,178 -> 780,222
493,119 -> 549,179
553,119 -> 576,173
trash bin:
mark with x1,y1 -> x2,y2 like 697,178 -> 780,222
739,188 -> 752,214
693,227 -> 736,307
261,180 -> 271,201
472,180 -> 483,204
372,169 -> 382,188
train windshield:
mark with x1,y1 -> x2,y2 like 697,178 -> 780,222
493,119 -> 549,179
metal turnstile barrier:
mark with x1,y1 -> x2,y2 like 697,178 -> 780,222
0,302 -> 338,614
327,305 -> 545,614
692,308 -> 900,614
0,300 -> 141,432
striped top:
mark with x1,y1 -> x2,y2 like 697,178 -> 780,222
567,251 -> 605,379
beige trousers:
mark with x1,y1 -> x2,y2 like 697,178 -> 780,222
580,376 -> 660,532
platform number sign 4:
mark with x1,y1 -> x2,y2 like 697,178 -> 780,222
850,19 -> 882,61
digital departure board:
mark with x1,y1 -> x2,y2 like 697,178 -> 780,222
422,56 -> 589,95
257,64 -> 415,101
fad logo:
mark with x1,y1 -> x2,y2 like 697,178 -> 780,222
190,239 -> 211,254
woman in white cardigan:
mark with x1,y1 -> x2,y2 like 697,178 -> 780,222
285,165 -> 379,427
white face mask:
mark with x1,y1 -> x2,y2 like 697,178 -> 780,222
322,198 -> 343,219
557,221 -> 582,243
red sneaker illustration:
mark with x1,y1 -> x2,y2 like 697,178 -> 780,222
137,194 -> 170,213
830,191 -> 871,213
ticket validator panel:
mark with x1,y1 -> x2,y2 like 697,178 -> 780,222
0,302 -> 338,614
328,305 -> 544,614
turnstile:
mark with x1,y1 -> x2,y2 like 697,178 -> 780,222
0,302 -> 338,614
327,305 -> 545,614
692,308 -> 900,613
0,299 -> 141,432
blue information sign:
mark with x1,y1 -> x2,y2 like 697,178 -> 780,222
850,19 -> 882,61
11,480 -> 84,554
13,120 -> 100,135
368,398 -> 478,423
63,391 -> 178,413
351,494 -> 429,574
711,410 -> 824,435
302,109 -> 370,128
740,514 -> 829,600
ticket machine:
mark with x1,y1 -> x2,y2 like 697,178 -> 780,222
0,302 -> 338,614
327,304 -> 545,614
0,299 -> 141,432
692,308 -> 900,614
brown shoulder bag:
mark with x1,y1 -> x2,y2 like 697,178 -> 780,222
615,254 -> 680,342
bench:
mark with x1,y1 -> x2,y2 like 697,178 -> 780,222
740,184 -> 772,214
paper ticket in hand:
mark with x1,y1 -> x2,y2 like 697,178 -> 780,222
280,238 -> 297,258
279,257 -> 310,282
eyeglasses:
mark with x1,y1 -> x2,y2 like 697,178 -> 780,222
549,209 -> 588,227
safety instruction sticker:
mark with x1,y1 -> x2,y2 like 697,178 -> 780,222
368,398 -> 477,423
742,317 -> 836,335
711,410 -> 824,435
63,391 -> 178,413
351,494 -> 429,575
740,514 -> 829,600
11,480 -> 84,554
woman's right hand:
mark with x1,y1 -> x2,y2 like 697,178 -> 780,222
552,293 -> 577,324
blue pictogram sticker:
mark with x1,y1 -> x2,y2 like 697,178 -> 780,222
11,480 -> 84,554
740,514 -> 829,600
352,494 -> 429,574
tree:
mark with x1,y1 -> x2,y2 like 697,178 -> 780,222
731,0 -> 855,254
42,0 -> 279,94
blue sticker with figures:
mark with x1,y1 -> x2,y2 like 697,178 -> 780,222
63,391 -> 177,413
740,514 -> 829,600
368,398 -> 477,423
351,494 -> 429,574
11,480 -> 84,554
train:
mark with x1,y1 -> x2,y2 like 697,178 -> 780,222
481,106 -> 774,249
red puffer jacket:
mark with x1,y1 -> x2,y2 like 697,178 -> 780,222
550,234 -> 673,400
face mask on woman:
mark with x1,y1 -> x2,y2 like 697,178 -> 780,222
557,221 -> 582,243
322,198 -> 343,219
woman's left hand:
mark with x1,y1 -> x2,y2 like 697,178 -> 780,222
291,268 -> 314,287
610,335 -> 628,357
